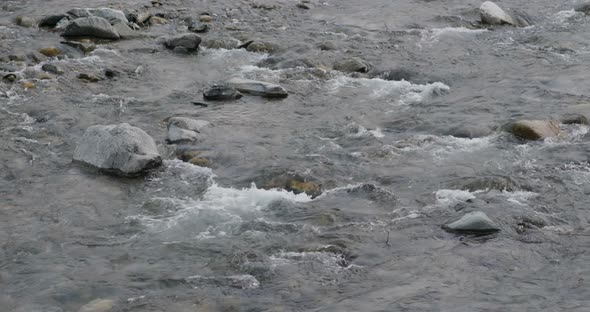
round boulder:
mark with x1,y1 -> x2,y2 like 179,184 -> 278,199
73,123 -> 162,176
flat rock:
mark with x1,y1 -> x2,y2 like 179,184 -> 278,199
167,117 -> 210,143
73,123 -> 162,176
63,17 -> 120,39
508,120 -> 561,141
480,1 -> 515,26
443,211 -> 500,234
203,84 -> 243,101
164,33 -> 202,51
333,57 -> 370,73
227,77 -> 288,98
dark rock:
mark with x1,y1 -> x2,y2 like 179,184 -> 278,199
63,17 -> 120,39
507,120 -> 561,141
561,113 -> 589,125
61,40 -> 96,54
574,2 -> 590,14
317,41 -> 337,51
446,125 -> 492,139
203,84 -> 243,101
73,123 -> 162,176
42,64 -> 64,75
104,69 -> 119,78
296,3 -> 311,9
38,14 -> 69,28
3,74 -> 17,83
227,77 -> 288,98
166,117 -> 210,143
333,57 -> 371,73
442,211 -> 500,234
164,33 -> 202,51
78,73 -> 102,82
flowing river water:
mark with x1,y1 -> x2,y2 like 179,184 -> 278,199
1,0 -> 589,311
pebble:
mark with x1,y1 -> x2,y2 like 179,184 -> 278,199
15,15 -> 36,27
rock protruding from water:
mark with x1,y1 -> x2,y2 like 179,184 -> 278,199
480,1 -> 515,26
333,57 -> 370,73
227,77 -> 288,98
164,34 -> 202,52
78,298 -> 114,312
443,211 -> 500,234
166,117 -> 210,144
507,120 -> 561,141
68,8 -> 128,25
73,123 -> 162,176
574,2 -> 590,14
203,84 -> 243,101
63,17 -> 120,39
561,113 -> 589,125
39,14 -> 69,28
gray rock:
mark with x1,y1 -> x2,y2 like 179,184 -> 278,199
188,21 -> 208,33
89,8 -> 128,24
227,77 -> 288,98
443,211 -> 500,234
203,84 -> 243,101
317,41 -> 337,51
166,117 -> 210,143
479,1 -> 515,26
164,33 -> 202,51
15,15 -> 36,27
27,52 -> 48,63
63,17 -> 120,39
67,8 -> 92,18
507,120 -> 561,141
78,298 -> 114,312
73,123 -> 162,176
333,57 -> 370,73
42,64 -> 64,75
112,21 -> 140,39
39,14 -> 69,28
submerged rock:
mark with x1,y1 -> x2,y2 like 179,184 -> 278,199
78,73 -> 102,82
245,41 -> 280,53
63,17 -> 120,39
78,298 -> 114,312
479,1 -> 515,26
39,47 -> 61,57
73,123 -> 162,176
62,40 -> 96,54
443,211 -> 500,234
203,84 -> 243,101
201,37 -> 240,49
507,120 -> 561,141
333,57 -> 371,73
42,64 -> 63,75
15,15 -> 36,28
166,117 -> 210,143
164,33 -> 202,51
266,174 -> 322,198
227,77 -> 288,98
561,113 -> 589,125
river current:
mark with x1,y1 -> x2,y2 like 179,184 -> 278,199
1,0 -> 589,311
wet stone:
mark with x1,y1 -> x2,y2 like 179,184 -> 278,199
575,2 -> 590,14
507,120 -> 561,141
78,298 -> 114,312
333,57 -> 371,73
227,77 -> 288,98
442,211 -> 500,234
149,16 -> 167,25
203,84 -> 243,101
164,33 -> 202,52
63,17 -> 120,40
561,113 -> 589,125
202,37 -> 240,49
3,74 -> 17,83
245,40 -> 280,53
189,21 -> 208,33
9,54 -> 27,62
479,1 -> 515,26
199,15 -> 213,23
166,117 -> 210,144
62,40 -> 96,54
27,52 -> 48,63
78,73 -> 102,82
73,123 -> 162,176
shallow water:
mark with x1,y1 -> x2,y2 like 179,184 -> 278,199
1,0 -> 590,311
